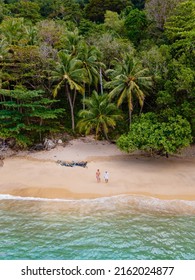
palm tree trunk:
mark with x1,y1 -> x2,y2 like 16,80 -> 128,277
104,130 -> 109,141
66,85 -> 75,131
129,109 -> 132,130
83,82 -> 86,110
73,88 -> 77,108
83,91 -> 85,110
100,67 -> 103,95
70,100 -> 75,131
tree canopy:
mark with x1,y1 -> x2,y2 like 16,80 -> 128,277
0,0 -> 194,154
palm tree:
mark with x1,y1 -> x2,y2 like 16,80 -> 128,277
106,55 -> 153,127
0,17 -> 27,46
64,29 -> 83,56
25,25 -> 38,45
77,91 -> 123,140
78,42 -> 105,108
52,51 -> 86,131
79,44 -> 99,84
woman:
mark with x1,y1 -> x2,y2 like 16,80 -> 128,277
96,169 -> 101,182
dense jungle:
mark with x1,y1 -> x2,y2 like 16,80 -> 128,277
0,0 -> 194,155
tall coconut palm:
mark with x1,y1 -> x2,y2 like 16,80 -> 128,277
78,43 -> 105,108
78,43 -> 101,88
77,91 -> 123,140
106,55 -> 153,127
52,51 -> 86,131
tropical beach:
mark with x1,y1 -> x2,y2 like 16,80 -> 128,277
1,138 -> 195,260
0,137 -> 195,201
0,0 -> 195,261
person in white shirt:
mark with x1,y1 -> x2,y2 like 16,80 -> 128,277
104,171 -> 109,183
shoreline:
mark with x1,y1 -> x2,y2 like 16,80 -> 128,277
0,138 -> 195,201
1,189 -> 195,202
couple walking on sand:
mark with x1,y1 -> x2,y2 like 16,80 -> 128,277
96,169 -> 109,183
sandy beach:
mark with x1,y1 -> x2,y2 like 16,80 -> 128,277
0,137 -> 195,200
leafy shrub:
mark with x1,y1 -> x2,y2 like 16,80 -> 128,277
117,113 -> 192,155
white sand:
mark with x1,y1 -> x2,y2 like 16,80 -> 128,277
0,137 -> 195,200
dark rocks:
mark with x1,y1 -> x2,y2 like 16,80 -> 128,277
44,138 -> 56,150
57,160 -> 88,168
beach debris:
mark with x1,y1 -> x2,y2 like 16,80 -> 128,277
57,160 -> 87,168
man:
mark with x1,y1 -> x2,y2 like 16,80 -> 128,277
104,171 -> 109,183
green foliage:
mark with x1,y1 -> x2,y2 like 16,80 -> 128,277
0,1 -> 194,148
124,8 -> 148,45
0,89 -> 64,147
140,45 -> 171,78
77,42 -> 104,90
145,0 -> 183,31
117,113 -> 192,154
156,91 -> 175,106
165,0 -> 195,57
0,2 -> 5,23
0,44 -> 45,90
131,0 -> 145,10
32,0 -> 53,18
151,52 -> 195,139
7,0 -> 41,23
0,17 -> 28,45
36,19 -> 66,49
29,0 -> 83,23
104,10 -> 125,36
85,0 -> 131,23
106,54 -> 153,125
78,19 -> 99,36
52,51 -> 86,131
88,33 -> 135,67
77,91 -> 123,139
164,59 -> 195,95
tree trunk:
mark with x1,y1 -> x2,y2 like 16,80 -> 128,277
73,88 -> 77,108
83,83 -> 86,110
100,67 -> 103,95
104,130 -> 109,141
129,109 -> 132,130
83,91 -> 85,110
66,85 -> 75,131
39,118 -> 43,141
